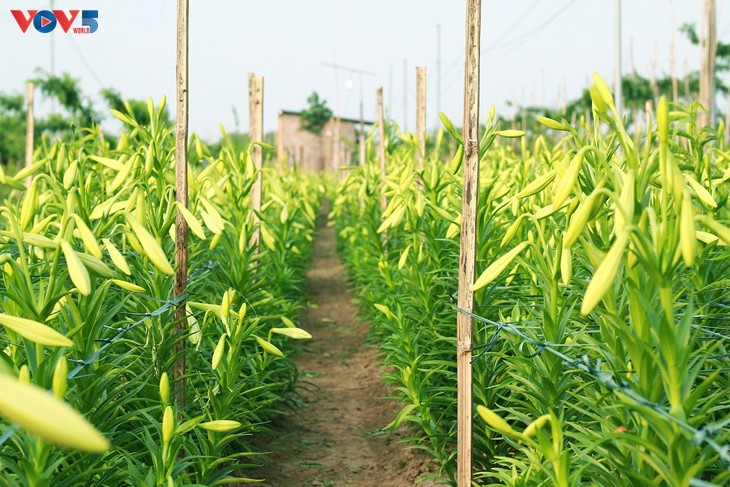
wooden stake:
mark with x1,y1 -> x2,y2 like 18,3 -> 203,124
248,73 -> 264,247
614,0 -> 623,115
645,99 -> 653,133
416,66 -> 427,167
173,0 -> 189,407
457,1 -> 481,485
377,87 -> 387,214
24,82 -> 34,188
699,0 -> 716,127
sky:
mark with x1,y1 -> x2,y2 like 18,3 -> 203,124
0,1 -> 728,141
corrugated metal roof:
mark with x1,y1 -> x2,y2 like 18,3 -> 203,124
280,110 -> 375,126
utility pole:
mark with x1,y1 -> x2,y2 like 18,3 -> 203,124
699,0 -> 717,127
321,62 -> 376,167
615,0 -> 623,115
437,24 -> 442,117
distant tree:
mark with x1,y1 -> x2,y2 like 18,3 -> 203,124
0,93 -> 26,167
680,23 -> 730,73
100,89 -> 171,126
299,92 -> 332,135
31,70 -> 99,126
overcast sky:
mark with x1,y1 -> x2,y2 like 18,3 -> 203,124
0,1 -> 727,141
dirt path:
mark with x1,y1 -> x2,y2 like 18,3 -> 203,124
256,213 -> 442,486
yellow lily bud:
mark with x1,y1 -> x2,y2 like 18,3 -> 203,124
473,242 -> 529,291
159,372 -> 170,404
162,405 -> 174,444
199,420 -> 241,432
256,337 -> 284,357
523,414 -> 551,438
53,357 -> 68,399
476,405 -> 514,435
0,374 -> 110,452
271,328 -> 312,340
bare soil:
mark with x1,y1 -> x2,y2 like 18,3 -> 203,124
254,213 -> 443,486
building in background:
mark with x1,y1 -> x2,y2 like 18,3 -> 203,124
278,110 -> 373,171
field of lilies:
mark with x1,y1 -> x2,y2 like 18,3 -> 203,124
1,71 -> 729,486
333,76 -> 730,486
0,99 -> 319,485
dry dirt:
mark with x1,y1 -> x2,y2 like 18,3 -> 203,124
253,214 -> 444,486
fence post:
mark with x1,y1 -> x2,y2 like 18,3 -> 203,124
248,73 -> 264,247
25,82 -> 34,188
457,0 -> 481,485
699,0 -> 716,127
173,0 -> 189,407
416,67 -> 426,167
377,87 -> 387,215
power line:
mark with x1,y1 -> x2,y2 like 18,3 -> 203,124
487,0 -> 542,49
65,36 -> 106,87
485,0 -> 579,54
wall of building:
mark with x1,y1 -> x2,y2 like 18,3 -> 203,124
279,113 -> 358,171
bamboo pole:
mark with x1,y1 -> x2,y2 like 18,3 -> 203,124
614,0 -> 623,115
173,0 -> 189,407
248,73 -> 264,247
645,99 -> 653,134
377,87 -> 387,214
457,0 -> 481,485
24,82 -> 34,188
699,0 -> 716,127
416,67 -> 427,167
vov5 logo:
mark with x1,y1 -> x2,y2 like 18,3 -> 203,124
11,10 -> 99,34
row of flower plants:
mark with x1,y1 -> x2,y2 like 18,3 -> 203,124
332,75 -> 730,486
0,99 -> 320,486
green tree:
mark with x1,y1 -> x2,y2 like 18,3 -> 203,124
31,70 -> 99,127
100,89 -> 171,126
681,23 -> 730,73
0,93 -> 26,167
299,92 -> 332,135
